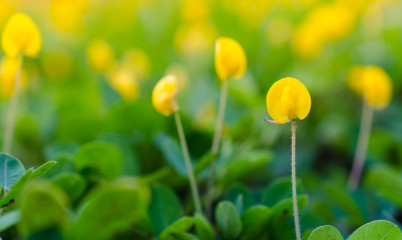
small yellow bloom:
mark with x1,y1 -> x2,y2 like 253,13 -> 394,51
2,13 -> 42,58
0,57 -> 27,99
215,37 -> 247,82
266,77 -> 311,124
152,75 -> 179,116
108,67 -> 139,102
86,39 -> 115,74
348,65 -> 392,109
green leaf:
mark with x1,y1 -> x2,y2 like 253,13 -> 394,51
307,225 -> 343,240
19,180 -> 70,234
215,201 -> 243,239
32,161 -> 57,180
271,195 -> 308,221
241,205 -> 272,240
194,151 -> 213,175
148,185 -> 183,236
74,178 -> 149,240
0,210 -> 20,232
194,213 -> 215,240
262,177 -> 293,207
0,168 -> 33,208
166,233 -> 199,240
0,153 -> 25,190
160,216 -> 195,240
52,172 -> 87,202
348,220 -> 402,240
154,133 -> 188,177
73,142 -> 123,179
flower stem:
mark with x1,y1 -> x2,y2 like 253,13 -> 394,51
3,56 -> 22,153
347,101 -> 373,191
174,112 -> 202,214
291,120 -> 301,240
206,80 -> 228,217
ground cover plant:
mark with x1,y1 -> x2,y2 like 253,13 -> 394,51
0,0 -> 402,239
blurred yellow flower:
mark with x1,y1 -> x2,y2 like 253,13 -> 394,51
86,39 -> 115,74
0,57 -> 27,99
108,67 -> 139,102
165,64 -> 188,90
215,37 -> 247,82
174,22 -> 216,57
236,0 -> 272,28
121,49 -> 151,81
2,13 -> 42,58
266,77 -> 311,124
348,66 -> 392,109
152,75 -> 179,116
293,22 -> 324,59
50,0 -> 88,32
180,0 -> 210,23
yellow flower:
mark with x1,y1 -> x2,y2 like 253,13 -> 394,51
50,0 -> 88,32
152,75 -> 179,116
0,57 -> 27,99
266,77 -> 311,124
86,39 -> 115,74
215,37 -> 247,82
348,65 -> 392,109
108,67 -> 139,102
1,13 -> 42,58
174,22 -> 216,57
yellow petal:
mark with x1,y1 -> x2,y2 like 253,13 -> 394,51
1,13 -> 42,58
215,37 -> 247,82
86,39 -> 115,74
108,67 -> 139,102
152,75 -> 179,116
266,77 -> 311,124
0,57 -> 20,98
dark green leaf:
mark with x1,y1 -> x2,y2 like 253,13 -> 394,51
271,195 -> 308,221
241,205 -> 272,240
194,213 -> 215,240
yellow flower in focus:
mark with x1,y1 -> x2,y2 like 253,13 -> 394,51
86,39 -> 115,74
0,57 -> 27,99
121,49 -> 151,81
266,77 -> 311,124
215,37 -> 247,82
2,13 -> 42,58
152,75 -> 179,116
108,67 -> 139,102
348,66 -> 392,109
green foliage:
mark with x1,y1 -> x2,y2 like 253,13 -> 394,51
52,172 -> 87,202
0,153 -> 25,190
194,213 -> 215,240
0,210 -> 20,232
348,220 -> 402,240
160,216 -> 195,240
73,142 -> 123,179
215,201 -> 243,239
148,185 -> 183,236
0,168 -> 33,208
240,205 -> 272,240
307,225 -> 343,240
32,161 -> 58,180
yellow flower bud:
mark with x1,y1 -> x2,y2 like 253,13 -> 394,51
108,67 -> 139,102
152,75 -> 179,116
1,13 -> 42,58
266,77 -> 311,124
86,39 -> 115,74
348,65 -> 392,109
215,37 -> 247,82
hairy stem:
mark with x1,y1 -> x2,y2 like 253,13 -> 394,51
347,101 -> 373,191
291,120 -> 301,240
206,80 -> 228,217
174,112 -> 202,214
3,56 -> 22,153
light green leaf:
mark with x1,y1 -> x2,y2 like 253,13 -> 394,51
73,142 -> 123,179
215,201 -> 242,239
148,185 -> 183,236
32,161 -> 57,180
307,225 -> 343,240
348,220 -> 402,240
0,153 -> 25,190
194,213 -> 215,240
0,210 -> 20,232
0,168 -> 33,208
160,216 -> 195,240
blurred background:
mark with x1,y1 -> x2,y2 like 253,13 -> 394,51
1,0 -> 402,238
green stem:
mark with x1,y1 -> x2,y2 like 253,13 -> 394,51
3,56 -> 22,153
206,80 -> 228,217
291,120 -> 301,240
174,112 -> 202,214
347,100 -> 373,191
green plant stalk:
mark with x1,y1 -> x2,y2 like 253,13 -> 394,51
206,80 -> 228,217
348,100 -> 373,191
174,112 -> 202,214
291,120 -> 301,240
3,56 -> 22,153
